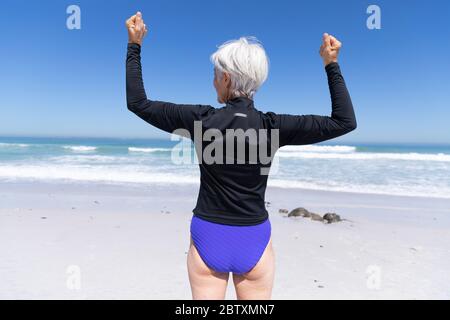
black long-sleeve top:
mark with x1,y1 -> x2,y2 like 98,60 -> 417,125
126,43 -> 357,226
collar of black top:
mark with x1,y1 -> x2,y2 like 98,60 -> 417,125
226,96 -> 255,108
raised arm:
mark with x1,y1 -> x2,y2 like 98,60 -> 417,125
273,33 -> 357,147
125,12 -> 213,136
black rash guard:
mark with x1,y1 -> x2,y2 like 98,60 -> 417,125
126,43 -> 357,226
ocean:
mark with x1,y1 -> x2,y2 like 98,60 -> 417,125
1,136 -> 449,199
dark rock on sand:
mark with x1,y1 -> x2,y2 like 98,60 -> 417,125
287,207 -> 343,223
310,213 -> 324,222
323,213 -> 341,223
288,207 -> 311,218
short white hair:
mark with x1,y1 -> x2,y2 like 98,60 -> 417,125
210,36 -> 269,99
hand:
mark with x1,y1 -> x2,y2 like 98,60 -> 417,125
126,11 -> 148,46
319,33 -> 342,66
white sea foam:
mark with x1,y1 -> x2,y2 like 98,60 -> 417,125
63,145 -> 97,152
1,163 -> 449,199
49,155 -> 126,164
276,151 -> 450,162
277,145 -> 450,162
0,164 -> 198,185
128,147 -> 171,153
0,143 -> 29,148
279,145 -> 356,153
267,179 -> 450,199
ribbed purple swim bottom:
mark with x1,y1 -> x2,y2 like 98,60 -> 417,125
190,215 -> 271,275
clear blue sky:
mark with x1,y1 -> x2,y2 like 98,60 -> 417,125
0,0 -> 449,143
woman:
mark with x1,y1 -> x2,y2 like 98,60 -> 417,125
125,12 -> 356,300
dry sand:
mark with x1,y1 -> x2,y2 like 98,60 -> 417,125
1,181 -> 449,299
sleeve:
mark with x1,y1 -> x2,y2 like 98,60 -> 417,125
270,62 -> 357,147
126,43 -> 214,137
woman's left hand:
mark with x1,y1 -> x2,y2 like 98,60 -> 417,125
126,11 -> 148,46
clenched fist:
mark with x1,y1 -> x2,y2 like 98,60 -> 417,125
126,11 -> 148,46
319,33 -> 342,66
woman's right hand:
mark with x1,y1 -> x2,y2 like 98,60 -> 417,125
319,33 -> 342,66
126,11 -> 148,46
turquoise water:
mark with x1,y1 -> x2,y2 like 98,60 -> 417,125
1,136 -> 450,198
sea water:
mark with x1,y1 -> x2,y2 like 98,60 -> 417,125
0,136 -> 449,199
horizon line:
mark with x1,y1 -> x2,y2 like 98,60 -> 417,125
0,134 -> 449,146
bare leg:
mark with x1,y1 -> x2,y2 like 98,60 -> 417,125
187,237 -> 230,300
232,237 -> 275,300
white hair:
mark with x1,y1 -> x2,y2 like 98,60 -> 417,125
210,36 -> 269,99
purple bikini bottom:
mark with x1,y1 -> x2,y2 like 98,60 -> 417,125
190,215 -> 271,275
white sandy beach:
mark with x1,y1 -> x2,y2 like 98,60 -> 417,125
1,180 -> 449,299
